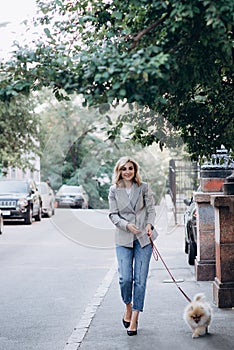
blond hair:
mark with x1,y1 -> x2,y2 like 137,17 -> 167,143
112,156 -> 142,186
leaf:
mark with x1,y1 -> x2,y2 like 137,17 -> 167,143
44,28 -> 52,38
143,71 -> 149,82
99,103 -> 110,114
119,89 -> 126,97
55,0 -> 63,6
111,11 -> 123,20
112,82 -> 121,89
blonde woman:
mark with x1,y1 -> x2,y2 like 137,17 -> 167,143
108,156 -> 157,336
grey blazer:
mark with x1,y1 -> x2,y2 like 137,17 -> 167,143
108,181 -> 157,248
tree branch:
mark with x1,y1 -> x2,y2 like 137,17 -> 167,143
129,7 -> 172,51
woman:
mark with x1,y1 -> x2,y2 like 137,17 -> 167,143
108,156 -> 157,336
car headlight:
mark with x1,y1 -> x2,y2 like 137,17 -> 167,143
17,198 -> 28,208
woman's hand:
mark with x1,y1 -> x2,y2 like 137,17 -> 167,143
146,223 -> 153,238
127,223 -> 141,235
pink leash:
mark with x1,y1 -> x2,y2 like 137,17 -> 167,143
149,237 -> 192,303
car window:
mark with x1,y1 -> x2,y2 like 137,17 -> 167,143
58,186 -> 82,194
0,181 -> 28,193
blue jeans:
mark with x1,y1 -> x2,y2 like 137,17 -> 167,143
116,240 -> 152,312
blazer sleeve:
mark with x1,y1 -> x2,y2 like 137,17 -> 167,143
108,185 -> 129,231
143,183 -> 156,225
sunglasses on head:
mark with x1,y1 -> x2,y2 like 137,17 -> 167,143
121,166 -> 134,171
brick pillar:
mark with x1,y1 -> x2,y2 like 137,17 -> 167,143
194,193 -> 216,281
210,195 -> 234,308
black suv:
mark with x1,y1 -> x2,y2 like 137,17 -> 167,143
0,209 -> 3,234
0,179 -> 42,224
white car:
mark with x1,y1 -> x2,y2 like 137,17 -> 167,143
37,182 -> 55,217
55,185 -> 89,209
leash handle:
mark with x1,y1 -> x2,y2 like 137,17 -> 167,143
149,237 -> 191,303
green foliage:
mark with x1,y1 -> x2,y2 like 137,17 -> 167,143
38,91 -> 173,207
0,0 -> 233,160
38,91 -> 133,207
0,95 -> 41,170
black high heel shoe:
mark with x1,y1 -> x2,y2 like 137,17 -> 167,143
127,321 -> 138,336
122,318 -> 131,329
127,329 -> 137,336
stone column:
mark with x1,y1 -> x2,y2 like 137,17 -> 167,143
210,195 -> 234,308
194,166 -> 233,281
194,192 -> 216,281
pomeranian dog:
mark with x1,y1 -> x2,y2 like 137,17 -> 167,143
183,293 -> 212,338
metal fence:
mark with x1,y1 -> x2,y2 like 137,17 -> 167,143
168,159 -> 199,224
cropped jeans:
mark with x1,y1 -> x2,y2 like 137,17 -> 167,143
116,239 -> 152,312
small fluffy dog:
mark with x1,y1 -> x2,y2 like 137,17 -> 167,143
183,293 -> 212,338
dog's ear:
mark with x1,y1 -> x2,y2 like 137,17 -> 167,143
188,305 -> 193,312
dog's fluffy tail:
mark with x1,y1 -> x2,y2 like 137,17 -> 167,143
193,293 -> 206,303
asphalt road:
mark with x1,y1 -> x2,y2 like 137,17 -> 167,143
0,209 -> 116,350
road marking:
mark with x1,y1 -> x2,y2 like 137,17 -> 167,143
63,262 -> 117,350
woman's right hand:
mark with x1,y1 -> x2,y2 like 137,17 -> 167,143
127,223 -> 141,235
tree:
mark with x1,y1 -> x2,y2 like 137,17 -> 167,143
38,90 -> 138,207
0,0 -> 233,160
39,90 -> 174,208
0,95 -> 41,171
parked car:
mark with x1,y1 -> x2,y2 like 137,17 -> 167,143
184,197 -> 197,265
37,182 -> 55,217
0,179 -> 42,224
0,209 -> 3,234
55,185 -> 89,209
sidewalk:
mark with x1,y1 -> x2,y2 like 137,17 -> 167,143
68,201 -> 234,349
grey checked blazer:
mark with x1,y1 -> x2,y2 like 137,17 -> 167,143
108,181 -> 157,248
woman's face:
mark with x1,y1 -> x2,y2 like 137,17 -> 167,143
120,162 -> 135,182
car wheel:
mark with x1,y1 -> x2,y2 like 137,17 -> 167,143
25,207 -> 33,225
185,239 -> 189,254
188,240 -> 197,265
35,206 -> 42,221
47,205 -> 53,218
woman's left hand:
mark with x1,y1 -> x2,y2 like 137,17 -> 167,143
146,224 -> 153,238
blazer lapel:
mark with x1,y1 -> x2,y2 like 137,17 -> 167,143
116,183 -> 142,212
130,183 -> 142,210
116,188 -> 133,212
